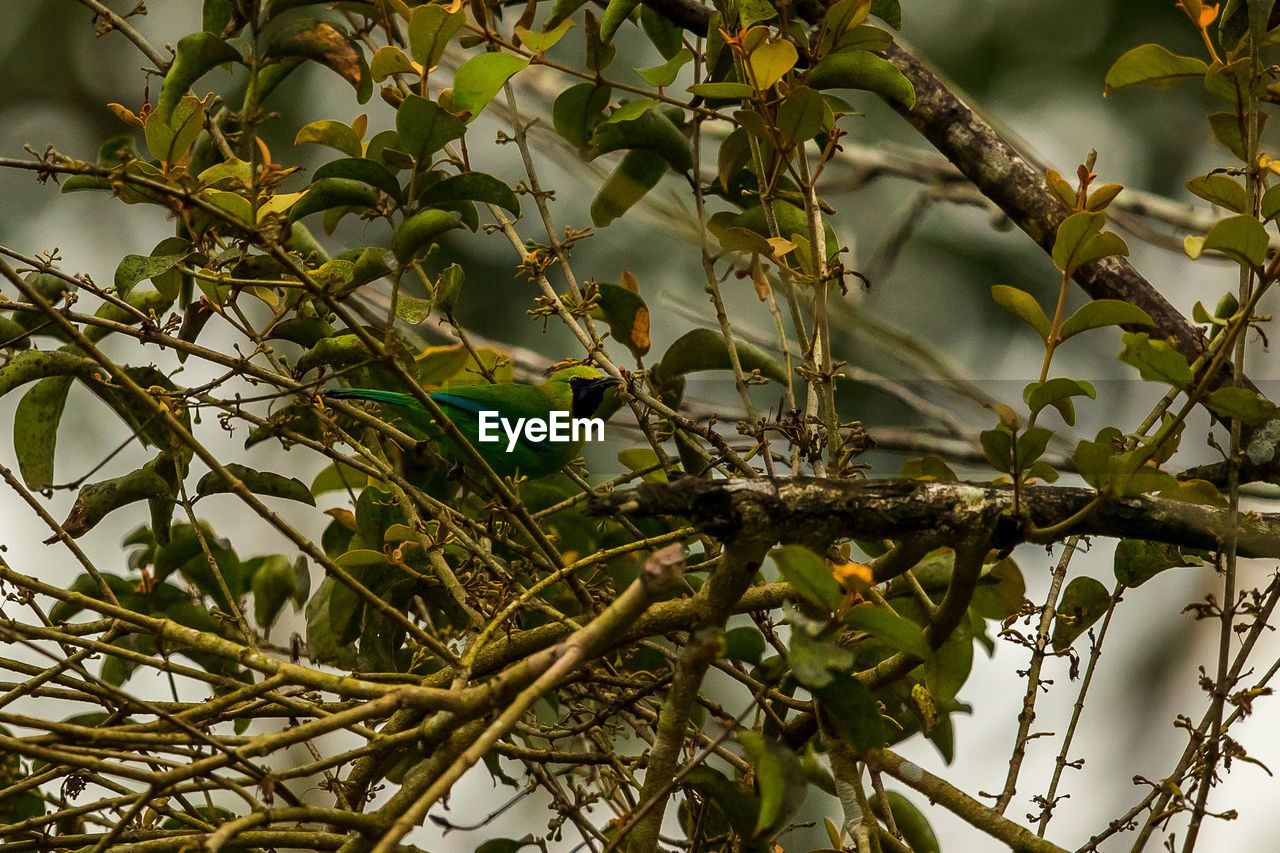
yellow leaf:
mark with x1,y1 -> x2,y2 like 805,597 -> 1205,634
257,191 -> 305,217
824,818 -> 843,851
748,39 -> 798,91
766,236 -> 797,256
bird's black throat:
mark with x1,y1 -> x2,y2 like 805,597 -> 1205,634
569,376 -> 619,419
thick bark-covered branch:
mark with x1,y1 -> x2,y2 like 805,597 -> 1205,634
589,477 -> 1280,558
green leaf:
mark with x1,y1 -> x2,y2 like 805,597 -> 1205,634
1208,111 -> 1266,162
14,375 -> 73,491
146,94 -> 206,164
589,281 -> 651,356
475,838 -> 537,853
738,0 -> 778,26
833,24 -> 894,53
312,157 -> 403,201
419,172 -> 521,216
682,766 -> 761,839
1186,174 -> 1248,213
1114,539 -> 1200,588
306,578 -> 357,667
1016,426 -> 1054,471
1052,211 -> 1128,274
1051,576 -> 1111,652
1103,44 -> 1208,94
287,178 -> 378,221
806,50 -> 916,108
393,294 -> 433,325
687,82 -> 756,98
156,32 -> 242,123
114,253 -> 189,300
925,609 -> 973,702
599,0 -> 641,42
391,208 -> 464,262
370,45 -> 417,82
409,2 -> 466,68
1184,214 -> 1269,268
396,95 -> 467,162
772,545 -> 843,611
1206,387 -> 1280,426
584,9 -> 617,72
1024,377 -> 1096,426
601,98 -> 660,125
990,285 -> 1050,339
640,5 -> 683,58
296,334 -> 370,376
196,464 -> 316,505
311,461 -> 367,496
590,149 -> 667,227
1118,332 -> 1192,387
777,85 -> 829,147
435,263 -> 465,314
971,557 -> 1027,620
843,603 -> 929,658
294,120 -> 363,158
1262,184 -> 1280,221
1159,478 -> 1227,508
655,328 -> 787,383
900,454 -> 959,482
812,674 -> 888,752
979,426 -> 1013,473
552,83 -> 612,149
589,106 -> 693,173
885,793 -> 940,853
251,554 -> 301,629
61,464 -> 173,538
451,52 -> 530,118
516,20 -> 575,52
722,626 -> 765,663
1058,299 -> 1154,341
821,0 -> 873,50
739,732 -> 805,839
636,48 -> 693,87
870,0 -> 901,28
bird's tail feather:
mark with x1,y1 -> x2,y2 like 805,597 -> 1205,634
325,388 -> 418,408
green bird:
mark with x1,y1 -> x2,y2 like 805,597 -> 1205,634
325,365 -> 620,480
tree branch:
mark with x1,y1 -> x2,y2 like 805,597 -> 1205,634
590,477 -> 1280,558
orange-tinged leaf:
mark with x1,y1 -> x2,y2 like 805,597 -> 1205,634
107,103 -> 145,128
831,560 -> 874,591
751,257 -> 771,301
631,306 -> 652,352
324,507 -> 359,531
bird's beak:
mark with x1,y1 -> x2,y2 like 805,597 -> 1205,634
583,376 -> 620,394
